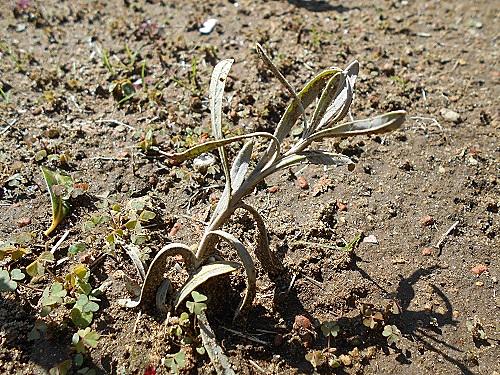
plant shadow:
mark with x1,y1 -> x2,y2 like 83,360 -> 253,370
287,0 -> 357,13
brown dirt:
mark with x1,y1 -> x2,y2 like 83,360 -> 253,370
0,0 -> 498,374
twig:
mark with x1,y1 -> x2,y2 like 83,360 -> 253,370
287,273 -> 298,293
303,275 -> 324,289
410,116 -> 443,130
434,220 -> 459,254
0,118 -> 18,135
50,230 -> 70,254
220,326 -> 269,345
248,360 -> 267,374
133,311 -> 142,334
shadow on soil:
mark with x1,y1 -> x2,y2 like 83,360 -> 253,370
287,0 -> 357,13
218,257 -> 476,375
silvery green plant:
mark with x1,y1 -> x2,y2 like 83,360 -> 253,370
124,44 -> 406,322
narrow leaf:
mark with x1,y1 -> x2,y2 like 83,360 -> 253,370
209,59 -> 234,193
167,132 -> 279,163
318,60 -> 359,130
237,203 -> 282,276
198,311 -> 236,375
174,261 -> 241,309
230,141 -> 253,191
121,243 -> 197,309
203,230 -> 256,319
274,68 -> 341,143
309,110 -> 406,141
41,167 -> 73,236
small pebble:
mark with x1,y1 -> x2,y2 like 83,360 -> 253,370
363,234 -> 378,244
420,215 -> 435,226
296,176 -> 309,190
293,315 -> 312,330
471,264 -> 488,275
17,217 -> 31,228
168,222 -> 181,237
440,108 -> 462,124
421,247 -> 433,256
475,281 -> 484,286
267,186 -> 279,193
336,200 -> 348,211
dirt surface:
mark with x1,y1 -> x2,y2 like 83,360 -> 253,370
1,0 -> 499,374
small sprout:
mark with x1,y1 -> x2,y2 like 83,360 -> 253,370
65,264 -> 91,295
321,321 -> 340,338
26,251 -> 55,278
49,360 -> 72,375
71,294 -> 100,328
305,350 -> 326,370
361,304 -> 384,329
138,128 -> 156,152
328,355 -> 341,368
164,349 -> 186,374
72,328 -> 100,353
0,268 -> 25,292
382,324 -> 401,346
41,282 -> 67,316
0,243 -> 29,261
139,210 -> 156,222
41,167 -> 74,236
68,243 -> 87,257
186,291 -> 208,316
466,316 -> 487,341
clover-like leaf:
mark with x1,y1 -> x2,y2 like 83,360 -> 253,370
382,324 -> 401,346
321,321 -> 340,338
71,294 -> 100,328
41,166 -> 74,236
0,269 -> 18,292
186,291 -> 208,316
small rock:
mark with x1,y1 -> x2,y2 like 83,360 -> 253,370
471,264 -> 488,276
440,108 -> 462,124
16,23 -> 26,32
363,234 -> 378,244
438,166 -> 446,174
296,176 -> 309,190
16,217 -> 31,228
420,215 -> 435,226
267,186 -> 279,193
475,281 -> 484,287
199,18 -> 217,34
293,315 -> 312,330
168,222 -> 182,237
421,247 -> 433,256
193,153 -> 216,173
336,200 -> 348,212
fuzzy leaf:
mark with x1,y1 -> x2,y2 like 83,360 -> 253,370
174,261 -> 240,309
274,68 -> 341,143
198,311 -> 236,375
309,110 -> 406,141
0,269 -> 17,292
167,132 -> 279,163
10,268 -> 25,281
41,167 -> 73,236
316,60 -> 359,131
230,140 -> 253,191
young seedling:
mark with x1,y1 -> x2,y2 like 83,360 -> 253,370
123,43 -> 406,371
0,268 -> 25,292
321,320 -> 340,347
41,166 -> 74,236
382,324 -> 401,346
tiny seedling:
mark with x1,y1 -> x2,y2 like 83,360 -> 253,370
361,304 -> 384,329
382,324 -> 401,346
0,268 -> 25,292
41,166 -> 74,236
186,290 -> 207,316
26,251 -> 54,278
123,43 -> 406,370
164,349 -> 186,374
305,350 -> 326,370
41,282 -> 67,316
72,328 -> 100,354
71,294 -> 100,329
321,320 -> 340,347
